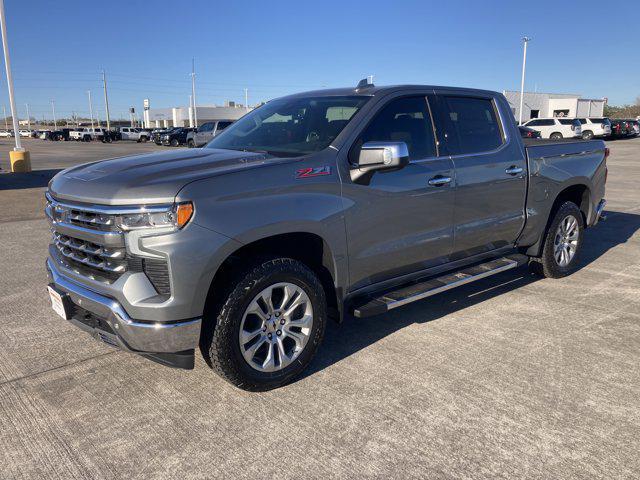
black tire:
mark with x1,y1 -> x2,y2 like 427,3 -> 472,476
83,135 -> 91,142
187,139 -> 195,148
529,201 -> 584,278
582,130 -> 594,140
204,258 -> 327,391
550,132 -> 563,140
170,138 -> 179,147
139,136 -> 148,143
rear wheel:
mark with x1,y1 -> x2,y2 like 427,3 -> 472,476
582,130 -> 594,140
170,138 -> 179,147
204,258 -> 326,391
550,132 -> 563,140
139,136 -> 148,143
187,139 -> 195,148
529,201 -> 584,278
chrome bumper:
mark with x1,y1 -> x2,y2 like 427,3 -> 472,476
46,258 -> 201,356
594,199 -> 607,225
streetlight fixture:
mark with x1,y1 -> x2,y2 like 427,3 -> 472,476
0,0 -> 29,171
518,36 -> 531,125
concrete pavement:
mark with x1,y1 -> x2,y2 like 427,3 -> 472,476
1,137 -> 639,479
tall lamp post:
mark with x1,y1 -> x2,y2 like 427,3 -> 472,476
0,0 -> 29,172
518,36 -> 531,125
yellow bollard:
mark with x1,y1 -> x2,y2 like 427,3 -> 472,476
9,150 -> 31,173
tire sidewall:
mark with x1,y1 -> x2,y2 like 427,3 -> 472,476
212,259 -> 326,389
543,202 -> 584,276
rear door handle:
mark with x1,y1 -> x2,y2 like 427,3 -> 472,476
428,175 -> 452,186
505,166 -> 524,176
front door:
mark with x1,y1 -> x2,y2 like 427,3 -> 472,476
433,92 -> 527,258
342,94 -> 456,291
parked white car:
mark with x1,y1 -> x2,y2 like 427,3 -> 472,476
119,127 -> 151,142
69,127 -> 106,141
18,129 -> 32,137
576,118 -> 611,140
0,130 -> 14,137
522,117 -> 582,139
186,120 -> 234,147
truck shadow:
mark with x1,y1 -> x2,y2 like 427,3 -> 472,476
0,169 -> 61,190
301,210 -> 640,381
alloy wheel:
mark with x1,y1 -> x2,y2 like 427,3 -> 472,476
553,214 -> 579,267
239,282 -> 313,373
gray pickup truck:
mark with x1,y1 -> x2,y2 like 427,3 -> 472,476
46,81 -> 607,390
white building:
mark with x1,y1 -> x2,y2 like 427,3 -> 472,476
503,91 -> 606,121
144,102 -> 251,128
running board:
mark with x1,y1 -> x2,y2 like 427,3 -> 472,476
353,256 -> 526,318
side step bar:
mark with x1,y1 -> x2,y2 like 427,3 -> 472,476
353,255 -> 527,318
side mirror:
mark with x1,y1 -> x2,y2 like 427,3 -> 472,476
350,141 -> 409,183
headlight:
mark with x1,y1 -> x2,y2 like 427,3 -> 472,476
116,202 -> 193,231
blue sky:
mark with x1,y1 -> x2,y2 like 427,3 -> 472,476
2,0 -> 638,120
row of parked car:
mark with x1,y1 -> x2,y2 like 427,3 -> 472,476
518,117 -> 640,140
149,120 -> 235,147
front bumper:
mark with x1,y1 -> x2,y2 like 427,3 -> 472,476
46,258 -> 201,368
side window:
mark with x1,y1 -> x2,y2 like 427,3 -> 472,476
216,121 -> 232,131
355,96 -> 437,161
558,119 -> 574,125
442,96 -> 503,155
527,119 -> 542,127
199,122 -> 213,132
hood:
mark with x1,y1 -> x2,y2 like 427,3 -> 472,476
49,148 -> 283,205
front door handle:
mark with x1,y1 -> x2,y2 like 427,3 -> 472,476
505,166 -> 524,176
428,175 -> 452,186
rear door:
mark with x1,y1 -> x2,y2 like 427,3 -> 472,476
341,93 -> 456,290
433,91 -> 527,258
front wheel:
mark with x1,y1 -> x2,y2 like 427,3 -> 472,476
550,132 -> 563,140
204,258 -> 327,391
529,201 -> 584,278
170,138 -> 179,147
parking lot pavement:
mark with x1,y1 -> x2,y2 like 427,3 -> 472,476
1,138 -> 639,479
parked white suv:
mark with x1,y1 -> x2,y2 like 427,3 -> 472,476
69,127 -> 106,141
576,118 -> 611,140
522,118 -> 582,139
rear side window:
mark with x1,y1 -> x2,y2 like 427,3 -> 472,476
558,119 -> 574,125
356,96 -> 437,161
442,96 -> 503,155
217,121 -> 232,131
589,118 -> 604,123
578,119 -> 587,124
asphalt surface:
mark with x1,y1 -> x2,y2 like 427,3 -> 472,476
1,137 -> 639,479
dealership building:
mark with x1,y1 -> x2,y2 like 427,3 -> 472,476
503,91 -> 606,121
143,101 -> 251,128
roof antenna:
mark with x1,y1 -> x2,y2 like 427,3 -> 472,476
356,75 -> 375,91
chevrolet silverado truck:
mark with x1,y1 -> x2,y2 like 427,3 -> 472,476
45,81 -> 607,391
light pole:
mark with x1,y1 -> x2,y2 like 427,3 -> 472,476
244,88 -> 248,110
25,102 -> 30,131
87,90 -> 94,130
102,70 -> 111,130
518,36 -> 531,125
0,0 -> 30,172
2,105 -> 7,130
51,100 -> 57,129
191,58 -> 197,127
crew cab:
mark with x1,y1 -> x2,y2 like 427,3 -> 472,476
46,82 -> 607,391
522,117 -> 582,139
69,127 -> 106,141
186,120 -> 234,147
161,127 -> 193,146
119,127 -> 151,142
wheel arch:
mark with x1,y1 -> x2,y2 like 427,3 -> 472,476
202,231 -> 342,338
524,182 -> 591,257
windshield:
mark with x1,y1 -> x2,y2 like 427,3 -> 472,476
206,95 -> 369,156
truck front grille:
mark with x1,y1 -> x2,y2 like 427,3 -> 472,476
46,193 -> 171,293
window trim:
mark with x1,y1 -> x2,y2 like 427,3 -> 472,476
436,94 -> 509,159
347,94 -> 442,166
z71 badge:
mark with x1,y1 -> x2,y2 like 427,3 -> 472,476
295,166 -> 331,178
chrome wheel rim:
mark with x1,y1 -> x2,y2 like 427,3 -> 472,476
239,282 -> 313,373
554,214 -> 579,267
